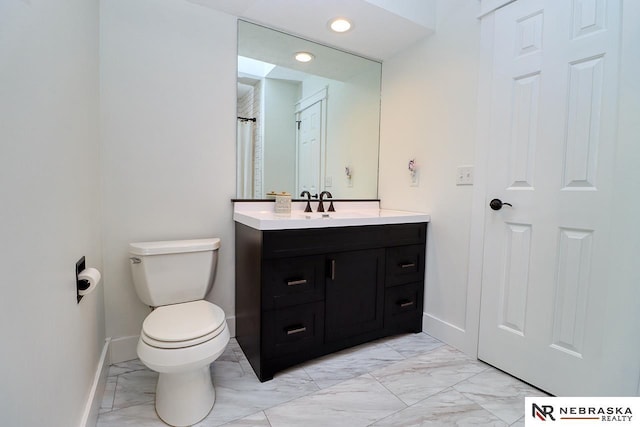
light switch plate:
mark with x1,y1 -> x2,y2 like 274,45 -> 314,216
456,166 -> 474,185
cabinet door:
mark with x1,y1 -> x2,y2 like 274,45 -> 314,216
325,248 -> 385,343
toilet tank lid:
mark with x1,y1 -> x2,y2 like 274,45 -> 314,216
129,238 -> 220,256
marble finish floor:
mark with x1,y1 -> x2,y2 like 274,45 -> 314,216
98,333 -> 546,426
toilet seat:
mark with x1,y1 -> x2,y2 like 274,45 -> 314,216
142,300 -> 226,349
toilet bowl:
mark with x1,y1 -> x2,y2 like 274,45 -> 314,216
129,238 -> 228,427
138,301 -> 229,426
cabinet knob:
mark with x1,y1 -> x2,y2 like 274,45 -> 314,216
287,279 -> 307,286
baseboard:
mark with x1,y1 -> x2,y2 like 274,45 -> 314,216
79,338 -> 110,427
226,314 -> 236,337
422,312 -> 476,357
109,335 -> 139,364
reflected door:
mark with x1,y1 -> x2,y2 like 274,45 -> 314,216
296,101 -> 322,196
478,0 -> 622,395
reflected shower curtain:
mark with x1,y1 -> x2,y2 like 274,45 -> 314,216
236,120 -> 255,198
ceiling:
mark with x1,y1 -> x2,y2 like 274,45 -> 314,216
186,0 -> 436,61
238,20 -> 380,82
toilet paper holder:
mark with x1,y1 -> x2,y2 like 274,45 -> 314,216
76,256 -> 89,303
75,256 -> 102,303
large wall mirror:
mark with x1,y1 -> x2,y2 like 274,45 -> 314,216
237,20 -> 381,200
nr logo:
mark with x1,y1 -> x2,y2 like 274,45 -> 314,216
532,403 -> 556,421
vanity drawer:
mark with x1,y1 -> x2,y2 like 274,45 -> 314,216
262,256 -> 325,309
263,301 -> 324,358
385,245 -> 425,287
383,223 -> 426,246
384,282 -> 423,328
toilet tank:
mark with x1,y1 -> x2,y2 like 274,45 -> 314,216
128,238 -> 221,307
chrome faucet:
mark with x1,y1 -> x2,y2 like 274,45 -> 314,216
300,191 -> 314,212
318,191 -> 335,213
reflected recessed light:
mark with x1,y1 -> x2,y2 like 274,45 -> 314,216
294,51 -> 315,63
329,18 -> 352,33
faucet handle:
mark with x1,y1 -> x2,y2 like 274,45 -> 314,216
300,190 -> 314,212
318,191 -> 334,212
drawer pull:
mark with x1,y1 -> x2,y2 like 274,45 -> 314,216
400,262 -> 416,269
398,300 -> 415,308
287,279 -> 307,286
286,326 -> 307,335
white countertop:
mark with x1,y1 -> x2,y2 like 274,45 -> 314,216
233,201 -> 430,231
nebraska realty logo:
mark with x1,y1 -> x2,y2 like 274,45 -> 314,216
525,397 -> 639,425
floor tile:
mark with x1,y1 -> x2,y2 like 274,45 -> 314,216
112,369 -> 158,410
371,345 -> 488,405
100,376 -> 117,413
372,388 -> 508,426
299,340 -> 405,389
195,366 -> 318,426
453,368 -> 547,424
97,402 -> 166,427
96,334 -> 536,427
216,411 -> 271,427
264,374 -> 406,427
379,332 -> 445,358
108,359 -> 148,377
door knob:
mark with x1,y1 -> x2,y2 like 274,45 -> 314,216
489,198 -> 513,211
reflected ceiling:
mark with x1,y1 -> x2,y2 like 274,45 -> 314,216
187,0 -> 435,61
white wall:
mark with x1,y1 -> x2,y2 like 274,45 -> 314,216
100,0 -> 237,362
0,0 -> 104,425
379,0 -> 481,353
263,78 -> 299,195
302,71 -> 381,199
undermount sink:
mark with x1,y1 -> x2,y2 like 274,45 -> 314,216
233,201 -> 430,230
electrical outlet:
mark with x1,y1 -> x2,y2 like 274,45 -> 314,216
325,176 -> 332,187
456,166 -> 474,185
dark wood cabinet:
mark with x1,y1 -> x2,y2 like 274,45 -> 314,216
325,248 -> 385,343
235,222 -> 427,381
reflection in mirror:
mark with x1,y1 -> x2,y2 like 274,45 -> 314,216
237,20 -> 381,200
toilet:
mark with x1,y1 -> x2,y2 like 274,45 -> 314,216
128,238 -> 229,427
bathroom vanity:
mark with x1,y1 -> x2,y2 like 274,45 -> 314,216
233,202 -> 429,381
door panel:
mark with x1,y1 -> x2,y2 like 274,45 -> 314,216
478,0 -> 621,396
296,101 -> 322,195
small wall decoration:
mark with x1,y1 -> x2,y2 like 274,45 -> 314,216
408,158 -> 418,186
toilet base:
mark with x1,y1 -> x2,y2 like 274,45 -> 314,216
155,365 -> 215,427
136,310 -> 230,426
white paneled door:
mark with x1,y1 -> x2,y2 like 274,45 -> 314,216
296,100 -> 323,196
478,0 -> 622,395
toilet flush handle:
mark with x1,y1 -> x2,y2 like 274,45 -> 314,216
130,257 -> 141,264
